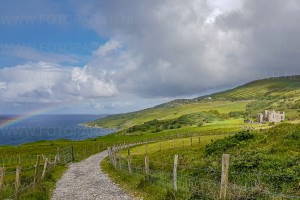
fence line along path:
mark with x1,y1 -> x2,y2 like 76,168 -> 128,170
51,150 -> 132,200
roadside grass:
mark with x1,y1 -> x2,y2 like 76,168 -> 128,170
101,159 -> 168,200
19,165 -> 67,200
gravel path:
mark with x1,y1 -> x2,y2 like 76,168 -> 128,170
51,151 -> 132,200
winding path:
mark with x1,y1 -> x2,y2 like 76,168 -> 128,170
51,151 -> 132,200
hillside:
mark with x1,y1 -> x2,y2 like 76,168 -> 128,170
87,76 -> 300,129
207,75 -> 300,100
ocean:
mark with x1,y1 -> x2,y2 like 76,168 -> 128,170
0,115 -> 115,146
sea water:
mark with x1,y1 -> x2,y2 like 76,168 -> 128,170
0,115 -> 115,146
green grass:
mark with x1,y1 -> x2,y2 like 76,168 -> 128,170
103,123 -> 300,199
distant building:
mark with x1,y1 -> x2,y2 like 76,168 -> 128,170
258,110 -> 285,123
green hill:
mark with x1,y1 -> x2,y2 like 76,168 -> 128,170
207,75 -> 300,100
87,76 -> 300,129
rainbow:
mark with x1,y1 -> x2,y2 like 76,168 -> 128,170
0,106 -> 55,129
0,100 -> 86,129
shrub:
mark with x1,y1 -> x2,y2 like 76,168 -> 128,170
205,131 -> 254,156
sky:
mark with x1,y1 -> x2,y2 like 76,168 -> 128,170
0,0 -> 300,114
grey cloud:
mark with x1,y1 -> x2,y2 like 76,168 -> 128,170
76,1 -> 239,97
76,0 -> 300,98
216,0 -> 300,74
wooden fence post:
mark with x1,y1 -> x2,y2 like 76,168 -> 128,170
198,137 -> 200,145
220,154 -> 230,199
112,149 -> 117,169
71,146 -> 75,162
128,148 -> 132,175
108,147 -> 112,165
110,147 -> 114,167
190,138 -> 193,147
0,166 -> 5,190
33,155 -> 40,183
173,154 -> 178,192
183,141 -> 185,148
41,158 -> 48,180
15,166 -> 21,198
145,156 -> 150,180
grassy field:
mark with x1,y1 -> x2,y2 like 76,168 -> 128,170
103,123 -> 300,199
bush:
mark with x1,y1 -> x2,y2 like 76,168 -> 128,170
205,131 -> 254,156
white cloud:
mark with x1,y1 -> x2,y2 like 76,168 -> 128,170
92,40 -> 121,57
0,62 -> 117,103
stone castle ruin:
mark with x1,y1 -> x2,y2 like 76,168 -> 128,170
258,110 -> 285,123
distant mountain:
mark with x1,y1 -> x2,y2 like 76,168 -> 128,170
87,75 -> 300,129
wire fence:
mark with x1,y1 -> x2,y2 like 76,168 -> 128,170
0,137 -> 162,200
0,145 -> 74,199
0,141 -> 112,200
108,143 -> 300,200
0,143 -> 101,199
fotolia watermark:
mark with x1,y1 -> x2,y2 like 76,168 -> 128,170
0,126 -> 103,138
0,42 -> 101,53
0,14 -> 135,25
